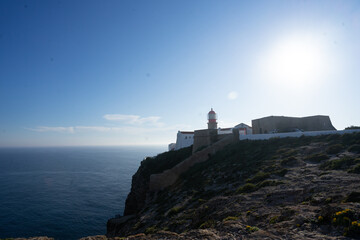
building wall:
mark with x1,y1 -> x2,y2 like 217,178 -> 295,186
234,123 -> 253,135
193,129 -> 218,153
150,135 -> 235,191
252,115 -> 336,134
168,143 -> 176,151
175,131 -> 194,150
218,128 -> 233,135
239,129 -> 360,141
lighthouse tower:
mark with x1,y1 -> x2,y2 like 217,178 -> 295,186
207,108 -> 218,129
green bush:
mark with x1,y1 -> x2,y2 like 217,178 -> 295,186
280,156 -> 297,166
199,219 -> 216,229
245,225 -> 259,233
348,164 -> 360,174
326,144 -> 344,154
344,192 -> 360,203
320,156 -> 356,170
284,149 -> 297,157
236,183 -> 257,194
246,171 -> 270,183
269,216 -> 279,224
141,145 -> 192,176
348,144 -> 360,153
223,216 -> 239,221
168,206 -> 183,217
256,180 -> 284,188
305,153 -> 329,163
145,225 -> 158,234
273,168 -> 288,177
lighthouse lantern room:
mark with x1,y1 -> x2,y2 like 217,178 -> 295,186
207,108 -> 218,129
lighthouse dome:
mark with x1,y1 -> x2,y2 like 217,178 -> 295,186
207,108 -> 217,129
207,108 -> 217,121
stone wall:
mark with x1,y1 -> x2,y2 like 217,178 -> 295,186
192,129 -> 218,153
252,115 -> 336,134
149,135 -> 235,192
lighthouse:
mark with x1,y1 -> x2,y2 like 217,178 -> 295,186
207,108 -> 218,129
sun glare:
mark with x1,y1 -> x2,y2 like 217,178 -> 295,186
262,35 -> 326,89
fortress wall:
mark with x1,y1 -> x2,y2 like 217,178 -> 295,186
252,115 -> 336,134
192,129 -> 218,153
149,135 -> 234,192
300,116 -> 336,131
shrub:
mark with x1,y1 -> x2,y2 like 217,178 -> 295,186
236,183 -> 257,194
223,216 -> 239,221
305,153 -> 329,163
132,221 -> 144,230
348,164 -> 360,174
269,216 -> 279,224
273,168 -> 288,177
326,144 -> 344,154
145,225 -> 158,234
246,171 -> 270,183
199,219 -> 216,229
344,192 -> 360,203
257,180 -> 284,188
168,206 -> 182,217
331,209 -> 360,236
280,156 -> 297,166
319,156 -> 356,170
245,225 -> 259,233
282,149 -> 297,157
348,144 -> 360,153
141,145 -> 193,177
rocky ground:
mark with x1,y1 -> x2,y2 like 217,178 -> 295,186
107,133 -> 360,239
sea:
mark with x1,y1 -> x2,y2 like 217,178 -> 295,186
0,146 -> 166,240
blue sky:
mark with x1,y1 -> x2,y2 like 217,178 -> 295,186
1,0 -> 360,147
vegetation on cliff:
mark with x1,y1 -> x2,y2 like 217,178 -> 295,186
123,146 -> 193,215
109,132 -> 360,239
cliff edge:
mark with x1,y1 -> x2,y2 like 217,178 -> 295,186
107,132 -> 360,239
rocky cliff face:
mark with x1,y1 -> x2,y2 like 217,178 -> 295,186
107,133 -> 360,239
123,160 -> 152,216
107,146 -> 193,236
122,146 -> 193,216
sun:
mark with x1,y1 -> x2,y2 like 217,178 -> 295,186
261,34 -> 325,89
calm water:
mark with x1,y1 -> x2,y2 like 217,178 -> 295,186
0,146 -> 165,240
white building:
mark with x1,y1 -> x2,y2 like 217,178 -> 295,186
175,131 -> 194,150
168,109 -> 253,151
218,123 -> 252,135
168,143 -> 176,151
234,123 -> 252,135
218,127 -> 233,135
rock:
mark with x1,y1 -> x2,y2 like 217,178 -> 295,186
107,133 -> 360,239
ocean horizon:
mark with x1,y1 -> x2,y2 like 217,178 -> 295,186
0,145 -> 166,240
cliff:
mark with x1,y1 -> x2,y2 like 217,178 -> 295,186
107,132 -> 360,239
123,146 -> 193,216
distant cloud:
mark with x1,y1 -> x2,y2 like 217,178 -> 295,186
26,114 -> 191,135
26,124 -> 189,134
227,91 -> 238,100
76,126 -> 112,132
103,114 -> 162,126
26,126 -> 75,133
